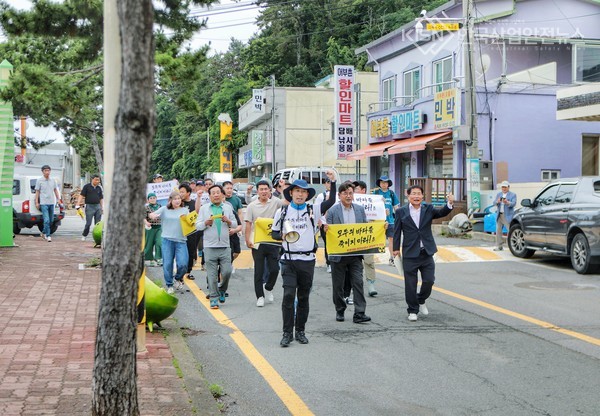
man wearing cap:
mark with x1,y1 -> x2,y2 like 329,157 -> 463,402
372,175 -> 400,265
144,192 -> 162,266
244,180 -> 284,307
152,174 -> 169,207
324,182 -> 371,324
271,179 -> 319,347
35,165 -> 62,242
76,174 -> 104,242
494,181 -> 517,251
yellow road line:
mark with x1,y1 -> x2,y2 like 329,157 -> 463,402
436,247 -> 463,262
465,246 -> 502,261
185,277 -> 314,416
376,269 -> 600,348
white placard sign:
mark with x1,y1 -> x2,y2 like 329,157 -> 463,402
353,194 -> 386,221
146,179 -> 179,200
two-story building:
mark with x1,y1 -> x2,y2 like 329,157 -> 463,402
353,0 -> 600,207
237,72 -> 378,183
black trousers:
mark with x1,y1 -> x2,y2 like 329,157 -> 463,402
186,231 -> 200,273
402,250 -> 435,314
281,259 -> 315,333
252,244 -> 280,299
320,227 -> 330,266
331,256 -> 366,314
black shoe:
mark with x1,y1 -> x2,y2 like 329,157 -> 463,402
295,331 -> 309,344
353,313 -> 371,323
280,332 -> 293,347
187,273 -> 195,280
336,312 -> 345,322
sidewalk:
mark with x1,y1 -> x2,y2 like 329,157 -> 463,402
0,233 -> 218,415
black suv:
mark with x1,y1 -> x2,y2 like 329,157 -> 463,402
508,177 -> 600,274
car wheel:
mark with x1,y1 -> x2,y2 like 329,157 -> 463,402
570,233 -> 599,274
508,224 -> 535,258
13,223 -> 21,235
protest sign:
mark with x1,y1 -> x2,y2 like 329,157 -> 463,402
353,194 -> 386,221
147,180 -> 179,200
326,222 -> 387,256
179,210 -> 198,236
253,218 -> 281,245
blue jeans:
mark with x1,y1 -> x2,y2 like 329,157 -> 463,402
40,204 -> 55,236
161,238 -> 189,287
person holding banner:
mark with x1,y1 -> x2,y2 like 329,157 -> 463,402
353,180 -> 378,297
392,185 -> 453,322
324,182 -> 372,324
372,176 -> 400,267
244,180 -> 284,307
148,191 -> 189,295
197,185 -> 238,310
271,179 -> 319,347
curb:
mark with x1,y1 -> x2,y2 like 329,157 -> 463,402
160,319 -> 221,416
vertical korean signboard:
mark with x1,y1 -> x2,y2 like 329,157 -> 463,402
218,113 -> 233,174
252,89 -> 264,113
251,130 -> 265,165
334,65 -> 355,160
433,88 -> 460,130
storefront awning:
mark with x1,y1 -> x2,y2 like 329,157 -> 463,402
345,141 -> 397,161
387,132 -> 451,155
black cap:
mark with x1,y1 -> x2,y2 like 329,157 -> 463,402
152,173 -> 163,179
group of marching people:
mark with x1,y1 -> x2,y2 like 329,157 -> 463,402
145,169 -> 454,347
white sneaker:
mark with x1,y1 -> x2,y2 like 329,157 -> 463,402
174,280 -> 184,291
232,266 -> 236,275
327,265 -> 331,273
408,313 -> 418,322
47,236 -> 52,242
81,236 -> 86,241
420,304 -> 429,315
167,287 -> 175,295
265,289 -> 274,303
256,297 -> 265,307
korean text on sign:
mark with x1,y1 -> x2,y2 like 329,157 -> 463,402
334,65 -> 355,160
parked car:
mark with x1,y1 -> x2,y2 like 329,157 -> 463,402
233,182 -> 255,204
507,176 -> 600,274
13,174 -> 64,235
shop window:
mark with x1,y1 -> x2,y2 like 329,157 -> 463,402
582,135 -> 599,176
573,45 -> 600,83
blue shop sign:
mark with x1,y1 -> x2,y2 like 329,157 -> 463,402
390,109 -> 422,135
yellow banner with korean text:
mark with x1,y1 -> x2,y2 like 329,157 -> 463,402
325,222 -> 387,256
253,218 -> 281,245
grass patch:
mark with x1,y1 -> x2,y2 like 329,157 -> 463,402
209,383 -> 224,398
85,257 -> 102,268
172,358 -> 184,378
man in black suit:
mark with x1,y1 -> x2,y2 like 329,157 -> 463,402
392,185 -> 454,322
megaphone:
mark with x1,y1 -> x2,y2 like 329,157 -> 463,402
282,220 -> 300,243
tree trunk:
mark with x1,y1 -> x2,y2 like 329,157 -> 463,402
90,130 -> 104,178
92,0 -> 155,414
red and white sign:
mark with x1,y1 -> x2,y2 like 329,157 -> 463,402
334,65 -> 355,160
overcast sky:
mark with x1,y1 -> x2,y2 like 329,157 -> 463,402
5,0 -> 260,142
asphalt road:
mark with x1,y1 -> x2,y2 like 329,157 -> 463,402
146,238 -> 600,416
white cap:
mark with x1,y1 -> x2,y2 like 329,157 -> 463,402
500,180 -> 510,187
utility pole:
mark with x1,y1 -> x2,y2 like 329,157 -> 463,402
270,75 -> 276,178
463,0 -> 481,211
